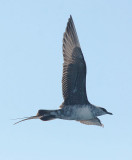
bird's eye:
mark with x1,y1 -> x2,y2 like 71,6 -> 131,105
100,108 -> 106,112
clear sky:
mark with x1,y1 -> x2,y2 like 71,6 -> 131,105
0,0 -> 132,160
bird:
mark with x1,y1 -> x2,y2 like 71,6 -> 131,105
14,15 -> 112,127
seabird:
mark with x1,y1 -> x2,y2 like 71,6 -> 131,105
14,15 -> 112,127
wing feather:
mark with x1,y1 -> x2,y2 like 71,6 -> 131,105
79,118 -> 104,127
62,16 -> 89,105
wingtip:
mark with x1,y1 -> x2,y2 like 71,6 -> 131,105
69,15 -> 73,22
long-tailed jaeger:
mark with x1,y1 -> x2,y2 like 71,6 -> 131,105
14,15 -> 112,127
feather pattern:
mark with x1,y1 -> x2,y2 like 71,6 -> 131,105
62,15 -> 89,105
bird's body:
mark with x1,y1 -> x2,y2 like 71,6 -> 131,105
47,105 -> 94,121
15,15 -> 112,127
59,105 -> 94,120
48,104 -> 102,120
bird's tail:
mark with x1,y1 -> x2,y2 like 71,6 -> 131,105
14,109 -> 58,125
40,115 -> 56,121
37,109 -> 57,121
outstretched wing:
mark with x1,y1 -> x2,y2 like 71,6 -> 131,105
62,15 -> 89,105
79,118 -> 104,127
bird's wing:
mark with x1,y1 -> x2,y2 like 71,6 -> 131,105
79,118 -> 104,127
62,15 -> 89,105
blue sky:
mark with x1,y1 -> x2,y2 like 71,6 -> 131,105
0,0 -> 132,159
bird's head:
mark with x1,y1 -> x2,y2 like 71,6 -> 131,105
99,107 -> 113,115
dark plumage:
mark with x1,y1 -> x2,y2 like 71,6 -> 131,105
14,15 -> 112,126
62,16 -> 88,105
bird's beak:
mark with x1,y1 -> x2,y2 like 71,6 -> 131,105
107,112 -> 113,115
13,115 -> 42,125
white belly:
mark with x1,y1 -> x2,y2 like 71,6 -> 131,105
60,105 -> 94,120
74,106 -> 93,120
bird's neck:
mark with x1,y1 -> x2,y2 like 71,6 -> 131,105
91,104 -> 105,117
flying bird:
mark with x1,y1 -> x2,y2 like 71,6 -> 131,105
14,15 -> 112,127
